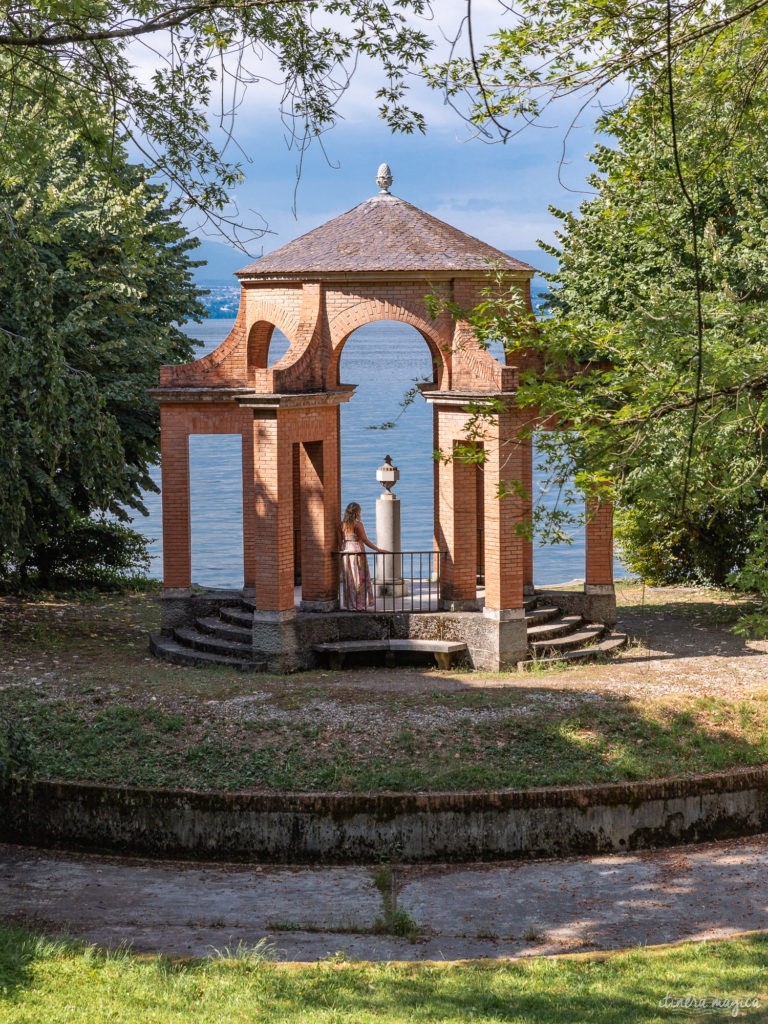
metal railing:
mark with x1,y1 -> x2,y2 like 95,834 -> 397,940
338,549 -> 442,612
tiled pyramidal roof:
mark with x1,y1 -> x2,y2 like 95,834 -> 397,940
237,193 -> 534,277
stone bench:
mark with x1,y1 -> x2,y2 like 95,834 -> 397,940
313,639 -> 468,670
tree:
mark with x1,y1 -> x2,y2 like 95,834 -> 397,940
0,3 -> 439,583
0,80 -> 205,584
440,8 -> 768,589
0,2 -> 434,241
433,0 -> 768,140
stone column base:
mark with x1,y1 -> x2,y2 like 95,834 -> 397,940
457,609 -> 528,670
252,609 -> 304,673
159,588 -> 193,636
584,584 -> 617,627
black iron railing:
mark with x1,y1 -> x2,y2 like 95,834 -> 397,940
337,549 -> 442,612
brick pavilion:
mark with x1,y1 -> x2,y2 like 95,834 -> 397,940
150,167 -> 616,671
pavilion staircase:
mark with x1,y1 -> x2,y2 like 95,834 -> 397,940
522,596 -> 627,668
150,595 -> 627,671
149,600 -> 266,672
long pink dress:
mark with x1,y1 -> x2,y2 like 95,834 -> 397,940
340,527 -> 374,611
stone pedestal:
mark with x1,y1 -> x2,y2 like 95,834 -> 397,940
584,583 -> 617,627
375,492 -> 407,597
159,588 -> 194,636
251,609 -> 302,673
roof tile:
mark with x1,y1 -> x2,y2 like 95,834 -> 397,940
237,194 -> 534,276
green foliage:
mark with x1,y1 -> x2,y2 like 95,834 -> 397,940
0,2 -> 433,237
429,0 -> 767,135
17,517 -> 153,590
729,520 -> 768,637
0,77 -> 204,582
437,9 -> 768,587
616,499 -> 768,588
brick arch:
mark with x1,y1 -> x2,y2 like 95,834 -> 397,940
247,320 -> 276,370
326,300 -> 450,389
246,300 -> 299,356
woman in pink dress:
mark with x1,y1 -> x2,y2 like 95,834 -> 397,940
338,502 -> 385,611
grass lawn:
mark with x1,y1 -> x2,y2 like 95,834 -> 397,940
1,584 -> 768,792
0,926 -> 766,1023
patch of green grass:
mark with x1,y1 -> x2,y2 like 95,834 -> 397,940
4,587 -> 768,793
4,684 -> 768,791
371,863 -> 421,940
615,581 -> 755,627
0,926 -> 766,1023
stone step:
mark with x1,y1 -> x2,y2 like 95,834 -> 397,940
219,606 -> 254,628
174,626 -> 252,658
524,632 -> 628,668
523,595 -> 537,612
196,616 -> 252,643
529,623 -> 607,655
525,605 -> 562,627
149,633 -> 266,671
526,613 -> 584,642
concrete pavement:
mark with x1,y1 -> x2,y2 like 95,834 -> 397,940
1,836 -> 766,961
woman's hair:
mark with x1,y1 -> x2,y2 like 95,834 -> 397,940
342,502 -> 361,528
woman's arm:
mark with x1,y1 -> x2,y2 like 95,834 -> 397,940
355,521 -> 386,553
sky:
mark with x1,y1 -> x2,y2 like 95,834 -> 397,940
145,0 -> 610,276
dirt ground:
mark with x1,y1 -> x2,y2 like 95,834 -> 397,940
2,581 -> 768,794
3,580 -> 766,693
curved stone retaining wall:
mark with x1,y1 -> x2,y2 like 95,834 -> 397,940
2,769 -> 768,863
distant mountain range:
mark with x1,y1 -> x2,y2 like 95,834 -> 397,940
191,240 -> 556,318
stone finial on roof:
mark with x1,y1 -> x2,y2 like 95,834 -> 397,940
376,163 -> 393,194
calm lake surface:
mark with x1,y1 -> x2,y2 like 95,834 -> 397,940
138,319 -> 623,588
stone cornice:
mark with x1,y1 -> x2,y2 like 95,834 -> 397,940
148,386 -> 355,407
235,270 -> 534,285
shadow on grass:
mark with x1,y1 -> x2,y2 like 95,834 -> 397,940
614,586 -> 766,663
0,925 -> 79,999
2,677 -> 768,792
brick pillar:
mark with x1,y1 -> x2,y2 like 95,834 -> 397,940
586,495 -> 613,586
435,406 -> 480,610
299,439 -> 338,609
159,406 -> 191,591
292,444 -> 303,586
483,415 -> 525,613
585,494 -> 616,626
480,409 -> 528,665
451,450 -> 479,602
475,459 -> 485,584
521,435 -> 534,594
249,412 -> 295,613
241,415 -> 257,595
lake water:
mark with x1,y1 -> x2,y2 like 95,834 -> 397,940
138,319 -> 622,588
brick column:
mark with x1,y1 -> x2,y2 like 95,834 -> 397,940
241,415 -> 257,595
482,411 -> 526,614
249,412 -> 295,613
451,451 -> 479,602
585,493 -> 616,626
521,435 -> 534,595
480,408 -> 529,666
585,496 -> 613,586
159,406 -> 192,591
435,406 -> 480,610
298,439 -> 338,609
